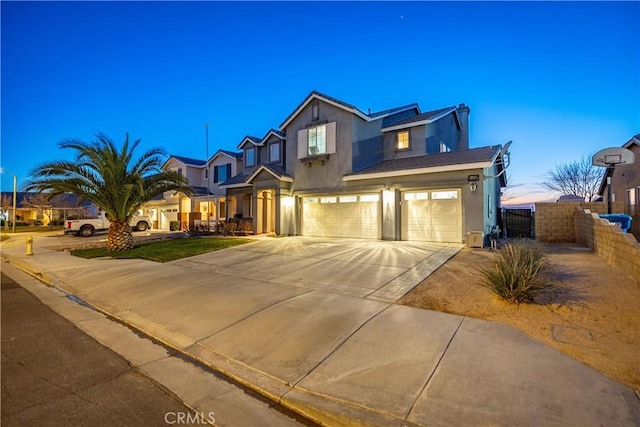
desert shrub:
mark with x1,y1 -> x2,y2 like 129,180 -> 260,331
478,239 -> 550,303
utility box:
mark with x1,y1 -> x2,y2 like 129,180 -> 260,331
466,231 -> 484,248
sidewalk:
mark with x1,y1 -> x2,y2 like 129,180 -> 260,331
2,234 -> 639,426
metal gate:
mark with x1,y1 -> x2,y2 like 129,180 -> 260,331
502,208 -> 534,238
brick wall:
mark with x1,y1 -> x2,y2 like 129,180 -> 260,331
535,202 -> 625,242
575,207 -> 640,285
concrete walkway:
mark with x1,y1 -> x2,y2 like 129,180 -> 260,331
2,234 -> 639,426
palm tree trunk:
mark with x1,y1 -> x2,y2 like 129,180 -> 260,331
107,220 -> 134,252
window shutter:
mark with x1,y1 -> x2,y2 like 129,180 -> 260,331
214,165 -> 219,183
226,163 -> 231,180
326,122 -> 337,154
297,129 -> 308,159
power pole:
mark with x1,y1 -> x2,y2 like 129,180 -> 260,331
205,123 -> 211,224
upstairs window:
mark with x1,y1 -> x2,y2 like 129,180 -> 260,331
177,168 -> 183,176
308,125 -> 326,155
396,131 -> 409,151
213,163 -> 232,183
440,142 -> 451,153
312,101 -> 320,121
270,143 -> 280,162
297,122 -> 336,159
245,148 -> 255,167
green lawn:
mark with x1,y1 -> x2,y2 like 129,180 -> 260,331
1,225 -> 65,233
71,237 -> 252,263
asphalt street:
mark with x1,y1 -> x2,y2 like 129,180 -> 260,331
1,271 -> 200,426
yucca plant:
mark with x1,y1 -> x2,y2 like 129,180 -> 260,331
477,240 -> 550,303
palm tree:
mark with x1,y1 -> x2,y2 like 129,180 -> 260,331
25,133 -> 193,251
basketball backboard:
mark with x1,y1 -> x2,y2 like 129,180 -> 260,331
592,147 -> 635,167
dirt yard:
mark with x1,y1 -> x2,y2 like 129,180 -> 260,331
398,242 -> 640,391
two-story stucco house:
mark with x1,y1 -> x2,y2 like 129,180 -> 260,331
143,151 -> 242,230
148,91 -> 508,243
219,91 -> 507,243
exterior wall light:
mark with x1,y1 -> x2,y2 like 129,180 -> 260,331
468,174 -> 479,193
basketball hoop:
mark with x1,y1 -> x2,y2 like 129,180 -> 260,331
592,147 -> 635,213
592,147 -> 634,167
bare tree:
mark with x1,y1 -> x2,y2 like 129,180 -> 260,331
542,156 -> 604,202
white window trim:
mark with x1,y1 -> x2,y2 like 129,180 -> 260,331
397,131 -> 410,151
245,148 -> 255,167
270,142 -> 280,162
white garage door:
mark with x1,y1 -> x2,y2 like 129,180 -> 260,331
159,205 -> 179,230
303,194 -> 380,238
401,189 -> 462,243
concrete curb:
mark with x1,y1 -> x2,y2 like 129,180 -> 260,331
1,252 -> 398,426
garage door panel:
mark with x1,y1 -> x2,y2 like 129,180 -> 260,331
303,195 -> 380,239
402,189 -> 462,243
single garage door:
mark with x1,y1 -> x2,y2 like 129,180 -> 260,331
401,189 -> 462,243
303,194 -> 380,238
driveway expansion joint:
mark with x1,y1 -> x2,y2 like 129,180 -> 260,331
404,316 -> 465,422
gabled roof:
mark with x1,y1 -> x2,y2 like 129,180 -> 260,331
246,164 -> 293,184
170,155 -> 207,167
279,90 -> 420,129
369,103 -> 420,118
343,145 -> 503,182
622,133 -> 640,149
381,106 -> 458,132
237,135 -> 262,149
261,129 -> 286,142
208,149 -> 242,165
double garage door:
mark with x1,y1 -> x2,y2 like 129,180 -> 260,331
302,189 -> 462,243
303,194 -> 380,238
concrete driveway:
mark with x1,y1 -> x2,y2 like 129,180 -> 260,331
3,235 -> 639,425
172,237 -> 463,302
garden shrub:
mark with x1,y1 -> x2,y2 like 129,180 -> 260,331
478,239 -> 550,303
169,221 -> 180,231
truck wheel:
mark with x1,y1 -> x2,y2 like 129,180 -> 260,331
80,225 -> 95,237
136,221 -> 149,232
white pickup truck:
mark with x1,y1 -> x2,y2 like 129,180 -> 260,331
65,213 -> 151,237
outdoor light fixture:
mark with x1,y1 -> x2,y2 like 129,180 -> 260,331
468,174 -> 479,193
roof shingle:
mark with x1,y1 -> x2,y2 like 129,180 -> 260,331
347,145 -> 502,176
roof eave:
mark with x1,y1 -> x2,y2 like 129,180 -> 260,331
280,92 -> 380,130
382,119 -> 430,132
246,165 -> 294,183
220,183 -> 252,189
343,161 -> 493,181
237,137 -> 262,150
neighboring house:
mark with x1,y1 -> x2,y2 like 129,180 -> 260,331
143,155 -> 207,230
150,90 -> 508,243
598,133 -> 640,209
221,129 -> 289,234
0,192 -> 96,225
143,151 -> 244,230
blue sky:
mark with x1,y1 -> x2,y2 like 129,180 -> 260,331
2,1 -> 638,204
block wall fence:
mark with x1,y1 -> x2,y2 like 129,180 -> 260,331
535,202 -> 639,285
535,202 -> 624,242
